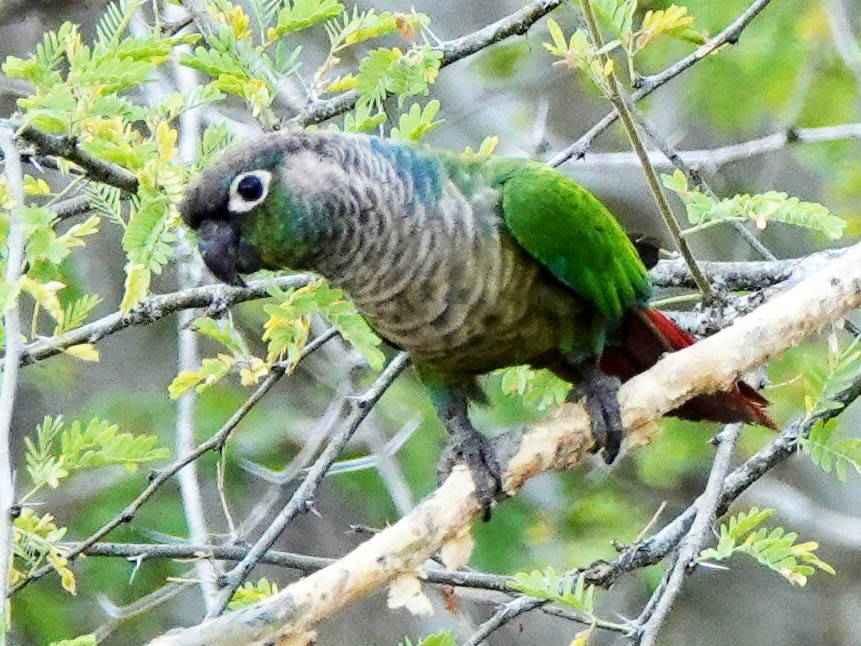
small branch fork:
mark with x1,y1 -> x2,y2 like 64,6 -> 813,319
148,241 -> 861,645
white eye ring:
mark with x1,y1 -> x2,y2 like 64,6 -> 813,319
228,170 -> 272,214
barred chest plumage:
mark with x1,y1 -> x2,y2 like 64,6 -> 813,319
275,136 -> 588,374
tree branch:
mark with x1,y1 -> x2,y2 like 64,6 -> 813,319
567,123 -> 861,173
147,239 -> 861,646
9,325 -> 337,594
15,125 -> 140,193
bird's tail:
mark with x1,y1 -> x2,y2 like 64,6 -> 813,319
599,307 -> 776,429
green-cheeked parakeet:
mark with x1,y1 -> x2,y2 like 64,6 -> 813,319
180,131 -> 774,518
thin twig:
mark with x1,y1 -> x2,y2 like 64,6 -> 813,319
633,110 -> 777,261
16,125 -> 139,193
76,541 -> 513,592
0,125 -> 27,645
13,273 -> 313,366
568,123 -> 861,173
549,0 -> 775,167
206,352 -> 411,616
580,0 -> 712,297
635,424 -> 741,645
9,328 -> 338,594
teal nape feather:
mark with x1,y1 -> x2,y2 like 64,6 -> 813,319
181,130 -> 775,519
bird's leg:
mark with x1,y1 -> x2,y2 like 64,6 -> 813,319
565,358 -> 624,464
434,389 -> 502,522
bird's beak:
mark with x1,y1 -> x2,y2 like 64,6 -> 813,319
195,219 -> 263,287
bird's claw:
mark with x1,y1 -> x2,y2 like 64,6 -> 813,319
569,370 -> 624,464
438,430 -> 502,522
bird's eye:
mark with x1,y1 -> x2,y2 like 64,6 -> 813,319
237,174 -> 264,201
228,170 -> 272,214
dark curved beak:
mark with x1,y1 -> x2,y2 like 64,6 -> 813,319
196,219 -> 263,287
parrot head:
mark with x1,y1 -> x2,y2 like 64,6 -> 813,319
179,139 -> 282,286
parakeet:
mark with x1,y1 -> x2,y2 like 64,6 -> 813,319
180,131 -> 774,519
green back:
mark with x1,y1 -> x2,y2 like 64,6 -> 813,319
490,159 -> 651,321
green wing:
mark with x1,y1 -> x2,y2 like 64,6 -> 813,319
493,159 -> 651,321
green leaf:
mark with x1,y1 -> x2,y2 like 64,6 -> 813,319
664,176 -> 846,240
390,100 -> 443,141
698,508 -> 835,586
95,0 -> 142,48
49,636 -> 98,646
799,419 -> 861,482
593,0 -> 637,37
399,631 -> 457,646
269,0 -> 345,39
228,578 -> 279,610
169,354 -> 237,399
264,282 -> 384,371
510,567 -> 595,615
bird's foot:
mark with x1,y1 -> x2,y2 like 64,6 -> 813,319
568,369 -> 624,464
438,428 -> 502,522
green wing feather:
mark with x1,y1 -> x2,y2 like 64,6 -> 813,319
492,159 -> 651,321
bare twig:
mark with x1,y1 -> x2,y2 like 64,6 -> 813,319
0,125 -> 27,644
580,0 -> 712,297
206,352 -> 411,616
148,240 -> 861,646
549,0 -> 776,167
635,425 -> 742,645
567,123 -> 861,172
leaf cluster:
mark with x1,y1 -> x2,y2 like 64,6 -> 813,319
698,507 -> 835,586
663,170 -> 846,240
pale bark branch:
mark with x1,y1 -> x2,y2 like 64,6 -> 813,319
0,123 -> 27,643
147,239 -> 861,646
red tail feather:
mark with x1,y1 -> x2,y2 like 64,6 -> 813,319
599,308 -> 776,429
